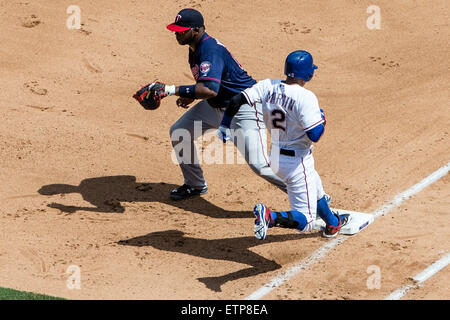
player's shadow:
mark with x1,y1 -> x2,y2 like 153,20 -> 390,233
38,175 -> 249,218
118,229 -> 319,292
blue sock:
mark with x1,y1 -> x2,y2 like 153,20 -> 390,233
272,210 -> 308,231
268,211 -> 276,228
317,196 -> 339,227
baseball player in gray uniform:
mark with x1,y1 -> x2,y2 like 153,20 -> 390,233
148,8 -> 287,200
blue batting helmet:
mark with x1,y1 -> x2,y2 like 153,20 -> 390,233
284,50 -> 318,81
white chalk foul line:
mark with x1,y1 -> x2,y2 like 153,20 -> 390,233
385,253 -> 450,300
373,162 -> 450,218
246,161 -> 450,300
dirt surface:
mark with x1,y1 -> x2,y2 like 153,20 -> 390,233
0,0 -> 448,300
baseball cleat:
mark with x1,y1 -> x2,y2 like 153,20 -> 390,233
322,212 -> 350,238
253,203 -> 272,240
170,184 -> 208,201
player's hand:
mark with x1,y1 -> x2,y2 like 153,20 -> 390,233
176,97 -> 194,109
216,125 -> 232,143
320,108 -> 326,125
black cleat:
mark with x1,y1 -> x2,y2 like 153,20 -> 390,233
170,184 -> 208,201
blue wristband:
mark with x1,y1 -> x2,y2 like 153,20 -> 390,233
220,113 -> 233,128
179,85 -> 196,99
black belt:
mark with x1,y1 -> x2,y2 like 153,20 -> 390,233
280,148 -> 312,157
280,148 -> 296,156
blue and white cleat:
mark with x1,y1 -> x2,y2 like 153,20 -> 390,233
253,203 -> 271,240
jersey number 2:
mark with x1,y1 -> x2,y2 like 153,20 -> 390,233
271,110 -> 286,131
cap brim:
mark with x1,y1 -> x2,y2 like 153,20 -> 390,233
166,24 -> 191,32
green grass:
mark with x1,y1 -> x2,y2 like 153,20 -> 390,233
0,286 -> 65,300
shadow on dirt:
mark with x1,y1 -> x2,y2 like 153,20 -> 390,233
118,229 -> 319,292
38,175 -> 250,218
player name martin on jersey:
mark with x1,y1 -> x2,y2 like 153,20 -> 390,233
243,79 -> 324,150
188,33 -> 256,108
265,90 -> 297,111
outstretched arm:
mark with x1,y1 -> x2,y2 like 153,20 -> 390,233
221,93 -> 248,127
133,81 -> 219,110
216,93 -> 248,142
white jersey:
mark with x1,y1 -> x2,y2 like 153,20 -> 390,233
242,79 -> 324,151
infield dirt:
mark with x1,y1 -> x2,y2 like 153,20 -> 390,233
0,0 -> 448,299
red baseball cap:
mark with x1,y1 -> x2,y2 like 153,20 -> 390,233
166,8 -> 204,32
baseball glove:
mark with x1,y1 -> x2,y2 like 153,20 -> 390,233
133,82 -> 167,110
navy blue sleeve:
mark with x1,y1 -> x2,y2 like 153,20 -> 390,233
306,124 -> 325,142
196,53 -> 224,93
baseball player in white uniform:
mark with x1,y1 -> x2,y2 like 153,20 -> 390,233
217,50 -> 348,239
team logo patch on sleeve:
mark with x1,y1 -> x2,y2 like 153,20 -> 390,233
200,61 -> 211,76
